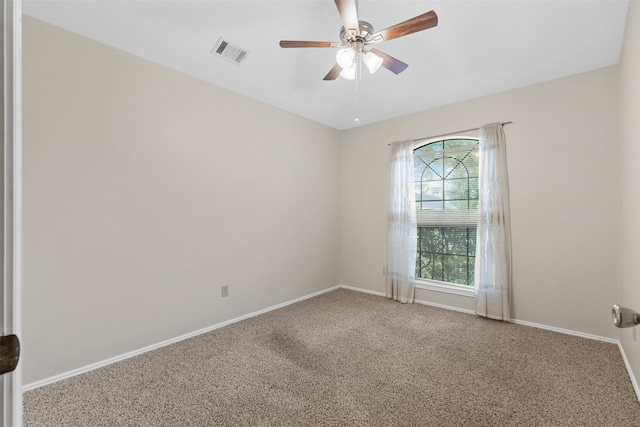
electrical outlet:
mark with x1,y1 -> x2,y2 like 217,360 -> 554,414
221,285 -> 229,298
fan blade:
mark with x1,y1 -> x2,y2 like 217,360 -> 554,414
369,48 -> 408,74
335,0 -> 360,38
279,41 -> 339,48
369,10 -> 438,43
323,63 -> 343,81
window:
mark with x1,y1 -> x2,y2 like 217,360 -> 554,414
414,138 -> 479,287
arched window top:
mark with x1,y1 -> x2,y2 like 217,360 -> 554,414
414,136 -> 478,152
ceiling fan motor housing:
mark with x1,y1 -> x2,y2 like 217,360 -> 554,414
340,20 -> 375,49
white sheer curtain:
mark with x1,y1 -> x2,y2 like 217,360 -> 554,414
386,140 -> 417,303
475,123 -> 512,320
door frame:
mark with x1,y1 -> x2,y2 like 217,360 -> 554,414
1,0 -> 22,426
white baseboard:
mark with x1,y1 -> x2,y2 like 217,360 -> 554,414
23,285 -> 340,392
413,298 -> 476,315
338,284 -> 385,298
617,341 -> 640,401
24,283 -> 639,404
340,284 -> 618,343
511,318 -> 617,344
338,284 -> 476,315
340,284 -> 639,401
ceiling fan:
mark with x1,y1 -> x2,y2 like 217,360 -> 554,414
279,0 -> 438,81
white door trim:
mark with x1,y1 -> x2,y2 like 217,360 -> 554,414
1,0 -> 22,426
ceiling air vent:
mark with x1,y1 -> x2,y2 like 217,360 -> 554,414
211,37 -> 248,65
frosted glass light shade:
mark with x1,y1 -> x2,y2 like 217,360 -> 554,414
364,51 -> 383,74
340,63 -> 356,80
336,48 -> 355,68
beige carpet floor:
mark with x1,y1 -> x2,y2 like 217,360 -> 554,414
24,289 -> 640,426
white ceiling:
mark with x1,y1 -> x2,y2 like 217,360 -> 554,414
23,0 -> 629,130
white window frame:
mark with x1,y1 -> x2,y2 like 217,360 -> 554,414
414,278 -> 475,297
412,136 -> 478,298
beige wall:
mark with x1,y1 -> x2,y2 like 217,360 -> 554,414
339,66 -> 620,339
22,17 -> 340,385
618,0 -> 640,389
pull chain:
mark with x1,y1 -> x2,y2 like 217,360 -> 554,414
354,54 -> 360,125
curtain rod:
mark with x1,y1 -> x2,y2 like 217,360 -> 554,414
388,121 -> 513,146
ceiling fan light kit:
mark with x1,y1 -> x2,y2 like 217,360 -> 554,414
340,63 -> 356,80
336,47 -> 355,68
364,51 -> 383,74
335,47 -> 382,76
279,0 -> 438,81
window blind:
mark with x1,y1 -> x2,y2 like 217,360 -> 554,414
414,142 -> 479,227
